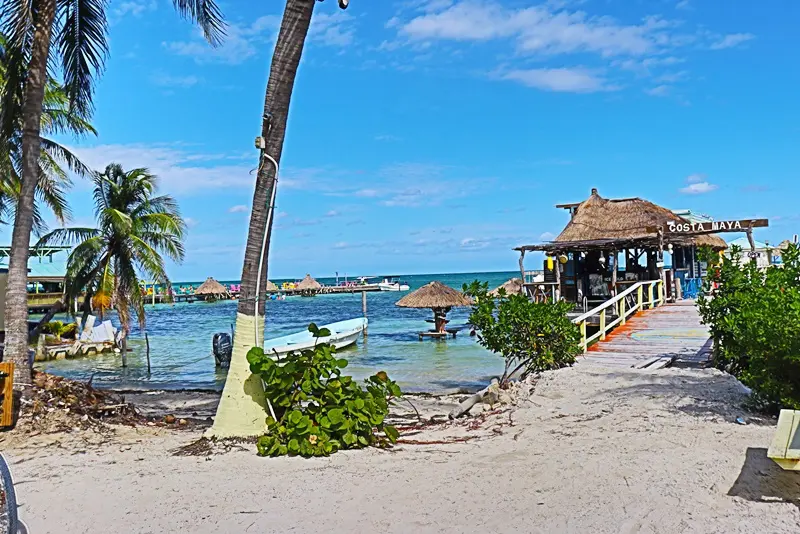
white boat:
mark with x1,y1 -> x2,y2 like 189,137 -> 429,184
263,317 -> 367,357
378,277 -> 410,292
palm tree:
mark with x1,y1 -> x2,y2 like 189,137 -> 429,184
0,35 -> 96,233
37,163 -> 186,366
209,0 -> 350,438
0,0 -> 224,398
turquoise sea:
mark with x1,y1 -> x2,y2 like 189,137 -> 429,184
37,272 -> 516,393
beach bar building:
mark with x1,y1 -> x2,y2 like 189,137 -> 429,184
515,189 -> 727,309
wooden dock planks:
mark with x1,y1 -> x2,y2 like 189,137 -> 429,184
578,301 -> 711,369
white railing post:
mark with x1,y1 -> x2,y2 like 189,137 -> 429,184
621,295 -> 626,325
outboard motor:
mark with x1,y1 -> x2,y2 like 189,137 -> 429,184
212,333 -> 232,368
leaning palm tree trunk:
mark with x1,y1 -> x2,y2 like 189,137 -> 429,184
4,0 -> 58,399
208,0 -> 315,437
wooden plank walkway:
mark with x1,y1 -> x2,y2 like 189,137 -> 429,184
579,300 -> 712,369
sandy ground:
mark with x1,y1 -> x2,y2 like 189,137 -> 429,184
3,366 -> 800,534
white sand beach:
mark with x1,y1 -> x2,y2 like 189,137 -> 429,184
4,365 -> 799,534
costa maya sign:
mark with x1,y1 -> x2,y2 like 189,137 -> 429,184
647,219 -> 768,235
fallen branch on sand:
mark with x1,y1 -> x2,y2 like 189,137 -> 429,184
449,378 -> 501,419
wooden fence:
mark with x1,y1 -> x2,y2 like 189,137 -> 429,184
0,362 -> 14,427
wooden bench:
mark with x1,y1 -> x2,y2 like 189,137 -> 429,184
768,409 -> 800,470
0,362 -> 15,428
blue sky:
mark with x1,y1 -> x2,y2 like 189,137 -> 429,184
3,0 -> 798,281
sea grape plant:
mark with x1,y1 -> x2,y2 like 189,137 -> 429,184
698,244 -> 800,411
463,281 -> 580,384
247,323 -> 401,457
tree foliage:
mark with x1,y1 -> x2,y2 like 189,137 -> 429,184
36,163 -> 186,332
698,244 -> 800,411
247,323 -> 401,458
463,281 -> 580,384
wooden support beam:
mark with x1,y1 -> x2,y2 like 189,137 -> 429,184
0,362 -> 15,428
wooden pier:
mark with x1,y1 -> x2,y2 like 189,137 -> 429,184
579,300 -> 711,369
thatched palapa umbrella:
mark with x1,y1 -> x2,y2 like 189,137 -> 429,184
296,274 -> 321,290
396,281 -> 473,333
266,280 -> 278,292
195,277 -> 230,300
490,278 -> 523,297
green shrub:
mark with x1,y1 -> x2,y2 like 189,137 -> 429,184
698,244 -> 800,411
463,281 -> 581,384
247,323 -> 401,458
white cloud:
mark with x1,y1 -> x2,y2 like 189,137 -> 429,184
675,0 -> 691,10
460,237 -> 490,250
165,10 -> 354,65
355,188 -> 380,197
67,144 -> 257,194
229,205 -> 249,213
150,72 -> 201,88
539,231 -> 556,241
184,217 -> 199,228
645,84 -> 671,97
396,2 -> 675,58
113,0 -> 156,18
325,210 -> 341,217
710,33 -> 754,50
680,174 -> 717,194
375,134 -> 402,142
500,67 -> 616,93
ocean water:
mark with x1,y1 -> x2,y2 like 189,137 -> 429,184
37,272 -> 516,393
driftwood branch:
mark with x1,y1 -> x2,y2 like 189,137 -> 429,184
448,378 -> 499,420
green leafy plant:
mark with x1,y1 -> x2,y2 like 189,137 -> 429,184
698,244 -> 800,411
463,281 -> 580,384
40,320 -> 78,340
247,323 -> 401,458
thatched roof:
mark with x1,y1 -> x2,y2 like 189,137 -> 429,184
490,278 -> 523,297
296,274 -> 321,290
266,280 -> 278,291
518,189 -> 727,252
396,281 -> 473,309
195,277 -> 229,296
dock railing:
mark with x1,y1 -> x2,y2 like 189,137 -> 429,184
572,279 -> 664,353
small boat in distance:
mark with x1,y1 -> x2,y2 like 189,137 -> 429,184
378,276 -> 410,292
263,317 -> 367,357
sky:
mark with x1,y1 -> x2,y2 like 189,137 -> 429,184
2,0 -> 798,281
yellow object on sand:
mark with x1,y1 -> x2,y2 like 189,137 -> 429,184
768,409 -> 800,471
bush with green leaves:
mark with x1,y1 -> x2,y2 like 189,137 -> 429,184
463,281 -> 581,384
246,323 -> 401,457
698,244 -> 800,411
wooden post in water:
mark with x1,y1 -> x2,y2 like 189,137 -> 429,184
361,291 -> 368,338
145,332 -> 151,374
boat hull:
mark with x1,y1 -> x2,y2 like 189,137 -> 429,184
264,317 -> 367,357
378,283 -> 410,292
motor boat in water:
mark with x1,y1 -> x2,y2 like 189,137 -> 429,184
263,317 -> 367,357
378,277 -> 410,292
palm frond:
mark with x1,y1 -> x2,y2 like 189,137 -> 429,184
171,0 -> 225,46
56,0 -> 108,115
40,137 -> 93,177
35,226 -> 99,246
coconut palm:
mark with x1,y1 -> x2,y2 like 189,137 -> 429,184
0,1 -> 224,396
37,163 -> 186,366
0,35 -> 95,233
209,0 -> 350,438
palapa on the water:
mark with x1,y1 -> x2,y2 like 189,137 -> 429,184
296,274 -> 322,290
396,281 -> 472,337
490,278 -> 523,297
395,281 -> 472,309
194,277 -> 230,298
266,280 -> 278,292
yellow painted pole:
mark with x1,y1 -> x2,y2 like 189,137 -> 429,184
580,320 -> 587,353
637,285 -> 643,311
648,284 -> 654,309
600,309 -> 606,341
621,296 -> 626,325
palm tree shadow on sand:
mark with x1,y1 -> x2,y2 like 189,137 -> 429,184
728,448 -> 800,509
